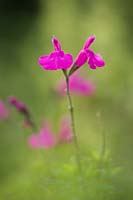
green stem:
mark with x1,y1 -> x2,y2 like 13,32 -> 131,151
63,70 -> 82,174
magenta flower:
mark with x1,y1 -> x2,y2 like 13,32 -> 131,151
8,96 -> 29,117
87,50 -> 105,69
56,70 -> 95,96
28,117 -> 72,149
75,36 -> 105,69
0,99 -> 9,120
38,37 -> 73,70
8,96 -> 34,128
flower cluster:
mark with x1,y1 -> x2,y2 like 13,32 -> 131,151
38,36 -> 105,72
0,36 -> 105,153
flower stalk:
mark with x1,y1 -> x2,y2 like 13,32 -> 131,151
62,69 -> 82,174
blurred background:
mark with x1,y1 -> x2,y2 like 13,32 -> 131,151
0,0 -> 133,199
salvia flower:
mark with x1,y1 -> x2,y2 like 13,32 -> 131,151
28,117 -> 72,149
40,122 -> 57,148
8,96 -> 29,117
0,99 -> 9,120
75,36 -> 105,69
38,37 -> 73,70
8,96 -> 34,128
56,70 -> 95,96
87,50 -> 105,69
28,121 -> 56,149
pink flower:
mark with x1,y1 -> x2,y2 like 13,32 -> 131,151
0,99 -> 9,120
75,36 -> 105,69
56,70 -> 95,96
38,37 -> 73,70
58,117 -> 73,143
28,117 -> 72,149
40,122 -> 56,148
28,121 -> 56,149
28,134 -> 41,148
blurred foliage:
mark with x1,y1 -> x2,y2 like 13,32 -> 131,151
0,0 -> 133,199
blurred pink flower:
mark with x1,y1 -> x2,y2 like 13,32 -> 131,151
28,117 -> 72,149
0,99 -> 9,120
40,122 -> 57,148
38,37 -> 73,70
56,70 -> 95,96
58,117 -> 73,143
28,134 -> 41,148
28,121 -> 56,149
75,36 -> 105,69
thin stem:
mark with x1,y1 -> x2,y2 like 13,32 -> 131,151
26,117 -> 37,131
68,63 -> 80,77
63,70 -> 82,174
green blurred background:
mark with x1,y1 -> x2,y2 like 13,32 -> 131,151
0,0 -> 133,199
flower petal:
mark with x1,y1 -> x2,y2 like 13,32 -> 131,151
60,53 -> 73,69
52,37 -> 61,51
38,51 -> 73,70
28,134 -> 41,148
38,55 -> 49,66
93,54 -> 105,67
40,122 -> 56,148
88,58 -> 97,69
87,50 -> 105,69
83,36 -> 96,49
75,50 -> 87,67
